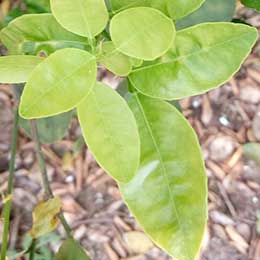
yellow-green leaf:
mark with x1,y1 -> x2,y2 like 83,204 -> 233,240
78,82 -> 140,183
55,238 -> 90,260
98,41 -> 132,76
0,55 -> 43,83
51,0 -> 109,38
110,0 -> 205,20
19,48 -> 97,119
243,142 -> 260,165
130,57 -> 143,68
129,22 -> 258,100
176,0 -> 236,30
0,14 -> 89,55
119,94 -> 207,260
110,7 -> 175,60
30,196 -> 61,238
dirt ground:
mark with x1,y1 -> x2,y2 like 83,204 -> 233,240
0,5 -> 260,260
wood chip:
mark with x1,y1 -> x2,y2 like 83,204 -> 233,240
248,68 -> 260,84
247,128 -> 257,142
123,231 -> 153,254
254,239 -> 260,260
225,225 -> 249,250
217,182 -> 237,218
112,238 -> 127,258
114,216 -> 132,232
104,243 -> 120,260
206,161 -> 226,180
226,147 -> 243,168
121,256 -> 145,260
201,94 -> 213,126
210,211 -> 235,226
230,241 -> 248,255
75,155 -> 83,192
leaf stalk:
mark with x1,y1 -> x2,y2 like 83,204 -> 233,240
30,120 -> 72,238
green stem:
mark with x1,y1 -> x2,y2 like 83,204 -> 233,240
30,120 -> 72,238
30,120 -> 53,197
88,37 -> 96,54
28,239 -> 36,260
0,108 -> 20,260
127,78 -> 136,93
58,213 -> 72,237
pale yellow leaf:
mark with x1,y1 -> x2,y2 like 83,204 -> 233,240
30,196 -> 61,238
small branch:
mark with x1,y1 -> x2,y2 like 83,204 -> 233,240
0,108 -> 20,260
89,37 -> 97,54
30,120 -> 72,238
58,213 -> 72,237
30,120 -> 53,198
28,239 -> 36,260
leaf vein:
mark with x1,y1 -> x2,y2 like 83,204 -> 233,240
133,93 -> 191,260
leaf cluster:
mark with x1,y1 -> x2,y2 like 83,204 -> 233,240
0,1 -> 258,259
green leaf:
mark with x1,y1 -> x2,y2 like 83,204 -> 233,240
19,48 -> 97,119
110,7 -> 175,60
129,22 -> 258,100
119,94 -> 207,260
243,142 -> 260,165
110,0 -> 205,19
0,14 -> 89,55
20,112 -> 72,144
0,55 -> 43,83
130,57 -> 143,68
98,41 -> 132,76
25,0 -> 50,13
78,82 -> 140,183
176,0 -> 236,30
241,0 -> 260,11
30,197 -> 61,238
110,0 -> 142,10
55,238 -> 90,260
50,0 -> 109,38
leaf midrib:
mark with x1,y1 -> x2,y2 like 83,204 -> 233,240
22,40 -> 89,47
90,90 -> 124,180
19,39 -> 89,54
76,0 -> 92,38
110,8 -> 174,60
22,56 -> 95,115
133,94 -> 191,260
132,30 -> 255,73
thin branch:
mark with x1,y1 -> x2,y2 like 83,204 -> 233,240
30,120 -> 53,197
30,120 -> 72,238
28,239 -> 36,260
0,108 -> 20,260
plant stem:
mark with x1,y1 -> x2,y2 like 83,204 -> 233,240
30,120 -> 72,238
28,239 -> 36,260
58,213 -> 72,236
0,108 -> 20,260
89,37 -> 96,54
30,120 -> 53,197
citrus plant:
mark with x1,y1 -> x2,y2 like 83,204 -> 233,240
0,0 -> 258,260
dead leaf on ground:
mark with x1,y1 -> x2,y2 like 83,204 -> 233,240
30,196 -> 61,238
